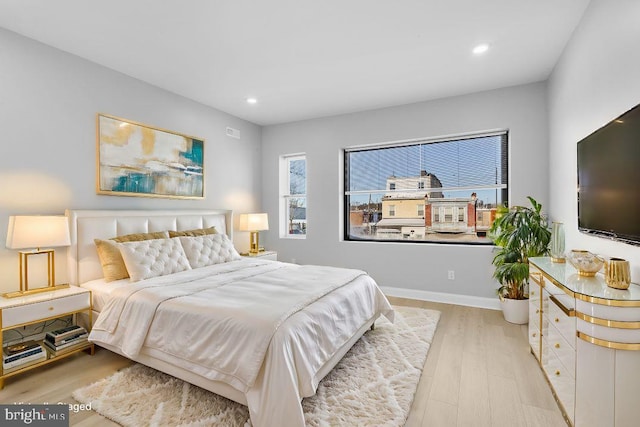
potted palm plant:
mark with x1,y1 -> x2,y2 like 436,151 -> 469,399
489,196 -> 551,324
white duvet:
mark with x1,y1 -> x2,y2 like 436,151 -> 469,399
89,259 -> 393,427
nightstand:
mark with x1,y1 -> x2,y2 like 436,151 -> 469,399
241,250 -> 278,261
0,286 -> 94,389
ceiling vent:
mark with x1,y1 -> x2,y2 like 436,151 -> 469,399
226,127 -> 240,139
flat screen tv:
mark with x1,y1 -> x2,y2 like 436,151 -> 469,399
577,103 -> 640,246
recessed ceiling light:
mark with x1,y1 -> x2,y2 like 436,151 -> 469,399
472,43 -> 490,55
246,97 -> 257,104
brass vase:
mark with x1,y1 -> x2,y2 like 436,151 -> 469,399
604,258 -> 631,290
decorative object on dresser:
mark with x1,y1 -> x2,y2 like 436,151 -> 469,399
603,257 -> 631,290
529,257 -> 640,427
488,196 -> 551,324
96,113 -> 205,199
566,249 -> 604,277
238,213 -> 269,254
549,222 -> 566,263
4,215 -> 71,298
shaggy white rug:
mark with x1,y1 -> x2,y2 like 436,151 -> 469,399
72,306 -> 440,427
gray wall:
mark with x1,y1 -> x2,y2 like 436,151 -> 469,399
548,1 -> 640,281
261,82 -> 549,304
0,29 -> 263,293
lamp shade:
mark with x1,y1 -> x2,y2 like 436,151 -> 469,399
238,213 -> 269,232
6,215 -> 71,249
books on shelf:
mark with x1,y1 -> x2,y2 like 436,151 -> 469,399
3,342 -> 47,370
4,340 -> 41,357
43,339 -> 89,356
1,326 -> 90,371
45,325 -> 87,343
45,331 -> 88,347
44,326 -> 89,356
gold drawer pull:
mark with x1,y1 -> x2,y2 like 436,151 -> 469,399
555,370 -> 561,376
536,309 -> 540,314
531,291 -> 535,296
532,332 -> 537,337
555,318 -> 559,323
555,343 -> 560,349
49,307 -> 54,311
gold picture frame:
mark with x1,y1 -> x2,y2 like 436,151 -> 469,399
96,113 -> 205,199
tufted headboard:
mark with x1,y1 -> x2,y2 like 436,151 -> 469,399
66,209 -> 233,285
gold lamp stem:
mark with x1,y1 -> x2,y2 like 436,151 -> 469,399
249,231 -> 260,254
4,249 -> 69,298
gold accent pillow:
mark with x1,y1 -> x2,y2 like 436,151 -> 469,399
95,231 -> 170,282
168,226 -> 217,238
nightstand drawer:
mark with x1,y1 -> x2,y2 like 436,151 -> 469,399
2,293 -> 90,328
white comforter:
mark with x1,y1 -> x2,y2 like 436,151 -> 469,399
90,259 -> 393,427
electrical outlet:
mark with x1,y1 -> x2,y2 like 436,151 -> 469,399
448,270 -> 455,280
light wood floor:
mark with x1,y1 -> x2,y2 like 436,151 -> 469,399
1,298 -> 567,427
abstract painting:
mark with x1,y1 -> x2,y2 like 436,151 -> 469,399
97,114 -> 204,199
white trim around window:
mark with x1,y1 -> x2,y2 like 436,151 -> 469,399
279,153 -> 307,239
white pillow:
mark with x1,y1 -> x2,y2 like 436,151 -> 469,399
179,234 -> 242,269
118,237 -> 191,282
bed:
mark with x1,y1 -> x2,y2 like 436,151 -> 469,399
66,209 -> 393,427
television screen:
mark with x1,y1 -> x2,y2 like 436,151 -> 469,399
577,103 -> 640,246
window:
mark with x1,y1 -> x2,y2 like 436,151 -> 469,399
280,154 -> 306,238
344,132 -> 508,244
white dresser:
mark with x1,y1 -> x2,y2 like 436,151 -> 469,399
529,257 -> 640,427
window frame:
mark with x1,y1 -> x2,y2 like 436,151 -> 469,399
343,130 -> 508,245
279,153 -> 307,239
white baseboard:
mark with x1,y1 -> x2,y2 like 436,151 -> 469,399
381,286 -> 501,311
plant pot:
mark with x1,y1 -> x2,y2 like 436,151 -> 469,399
500,297 -> 529,324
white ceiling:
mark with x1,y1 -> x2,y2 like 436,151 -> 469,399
0,0 -> 590,126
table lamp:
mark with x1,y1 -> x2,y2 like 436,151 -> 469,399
238,213 -> 269,254
4,215 -> 71,298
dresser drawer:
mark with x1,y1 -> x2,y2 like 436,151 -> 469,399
529,298 -> 541,322
547,295 -> 576,348
544,352 -> 576,425
547,321 -> 576,378
529,321 -> 541,361
529,305 -> 540,330
2,292 -> 90,328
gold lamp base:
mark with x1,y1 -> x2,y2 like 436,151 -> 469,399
249,231 -> 261,254
3,284 -> 70,299
2,249 -> 69,299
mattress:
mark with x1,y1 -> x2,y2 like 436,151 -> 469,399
79,277 -> 130,312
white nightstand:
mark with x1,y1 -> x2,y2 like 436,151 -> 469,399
241,250 -> 278,261
0,286 -> 94,388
